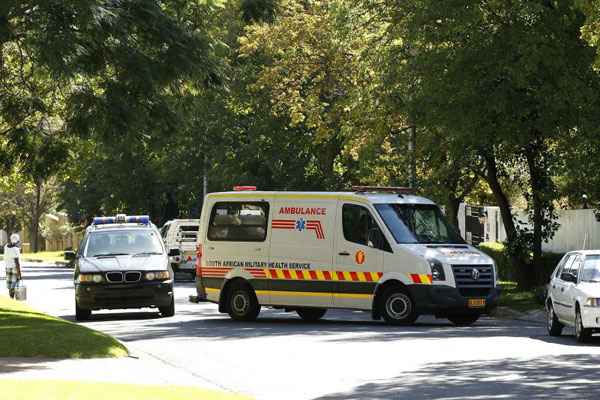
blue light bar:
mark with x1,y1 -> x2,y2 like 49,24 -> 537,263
92,215 -> 150,225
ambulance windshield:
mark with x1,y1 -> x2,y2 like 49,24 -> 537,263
375,204 -> 464,244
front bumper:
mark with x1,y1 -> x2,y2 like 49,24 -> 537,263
76,281 -> 173,310
407,284 -> 501,316
581,307 -> 600,328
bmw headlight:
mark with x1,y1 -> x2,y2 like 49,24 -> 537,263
585,298 -> 600,307
428,258 -> 445,281
79,274 -> 103,283
145,271 -> 169,281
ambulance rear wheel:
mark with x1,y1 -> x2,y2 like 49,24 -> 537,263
297,308 -> 327,322
380,287 -> 417,326
227,283 -> 260,321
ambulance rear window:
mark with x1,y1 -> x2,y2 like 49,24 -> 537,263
208,202 -> 269,242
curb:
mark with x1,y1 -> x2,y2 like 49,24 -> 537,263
493,306 -> 545,324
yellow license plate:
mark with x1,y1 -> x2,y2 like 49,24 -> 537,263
468,298 -> 486,308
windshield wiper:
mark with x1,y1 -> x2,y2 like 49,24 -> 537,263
92,253 -> 129,258
132,252 -> 163,257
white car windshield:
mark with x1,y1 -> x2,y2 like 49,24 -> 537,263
85,230 -> 163,257
375,204 -> 465,244
581,256 -> 600,282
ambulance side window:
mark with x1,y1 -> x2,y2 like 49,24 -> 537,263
208,202 -> 269,242
342,204 -> 391,252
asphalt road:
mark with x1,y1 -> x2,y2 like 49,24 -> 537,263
11,263 -> 600,399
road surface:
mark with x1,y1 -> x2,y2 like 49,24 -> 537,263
10,263 -> 600,399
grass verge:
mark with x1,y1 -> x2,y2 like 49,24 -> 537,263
498,281 -> 542,313
0,296 -> 128,358
0,380 -> 250,400
0,251 -> 67,264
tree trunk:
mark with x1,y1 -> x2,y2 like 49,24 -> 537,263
446,196 -> 461,233
525,143 -> 548,286
32,179 -> 42,253
482,150 -> 531,288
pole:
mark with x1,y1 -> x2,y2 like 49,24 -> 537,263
202,154 -> 208,200
409,125 -> 417,188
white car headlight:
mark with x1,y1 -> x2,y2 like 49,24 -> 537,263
585,298 -> 600,307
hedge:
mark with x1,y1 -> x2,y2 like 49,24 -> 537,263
478,242 -> 564,285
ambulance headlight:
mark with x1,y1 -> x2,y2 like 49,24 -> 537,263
428,259 -> 445,281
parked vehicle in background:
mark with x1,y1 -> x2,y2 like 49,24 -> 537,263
194,186 -> 499,326
160,219 -> 200,279
547,250 -> 600,342
69,214 -> 175,321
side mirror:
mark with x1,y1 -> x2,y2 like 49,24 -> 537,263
64,251 -> 76,261
561,272 -> 577,283
168,248 -> 181,257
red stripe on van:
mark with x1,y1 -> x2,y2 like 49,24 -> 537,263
336,271 -> 345,280
350,271 -> 359,281
411,274 -> 421,283
323,271 -> 332,280
309,270 -> 318,280
283,269 -> 292,279
269,269 -> 278,279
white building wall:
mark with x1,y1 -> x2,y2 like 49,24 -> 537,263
463,204 -> 600,253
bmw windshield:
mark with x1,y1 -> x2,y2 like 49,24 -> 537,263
85,230 -> 164,257
375,204 -> 465,244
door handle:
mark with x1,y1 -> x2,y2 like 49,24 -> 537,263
561,288 -> 564,292
254,248 -> 262,252
339,251 -> 350,256
208,246 -> 215,250
552,285 -> 556,289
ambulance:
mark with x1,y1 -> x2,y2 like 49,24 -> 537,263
194,187 -> 500,326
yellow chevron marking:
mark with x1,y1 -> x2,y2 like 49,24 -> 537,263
276,269 -> 286,279
316,270 -> 325,281
343,271 -> 353,281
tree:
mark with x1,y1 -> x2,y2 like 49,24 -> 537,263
377,0 -> 600,287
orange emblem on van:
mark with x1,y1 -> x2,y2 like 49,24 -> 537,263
355,250 -> 366,265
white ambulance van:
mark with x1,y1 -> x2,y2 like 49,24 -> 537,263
194,187 -> 499,326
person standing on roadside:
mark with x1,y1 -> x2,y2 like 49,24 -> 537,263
4,233 -> 22,299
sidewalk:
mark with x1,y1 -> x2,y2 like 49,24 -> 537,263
1,346 -> 228,391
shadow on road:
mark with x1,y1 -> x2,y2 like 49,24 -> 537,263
0,359 -> 51,374
314,353 -> 600,399
69,304 -> 565,345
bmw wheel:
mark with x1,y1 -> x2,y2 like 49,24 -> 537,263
75,301 -> 91,321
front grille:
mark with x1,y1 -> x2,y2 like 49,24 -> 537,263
451,264 -> 494,294
106,272 -> 124,283
125,271 -> 142,282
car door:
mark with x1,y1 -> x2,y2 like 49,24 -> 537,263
552,254 -> 575,321
333,202 -> 390,310
563,255 -> 583,325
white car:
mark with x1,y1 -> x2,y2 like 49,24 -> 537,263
547,250 -> 600,342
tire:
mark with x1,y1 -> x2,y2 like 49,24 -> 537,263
75,301 -> 91,321
448,314 -> 480,326
297,308 -> 327,322
575,307 -> 592,343
546,302 -> 563,336
379,287 -> 418,326
227,282 -> 260,321
159,295 -> 175,317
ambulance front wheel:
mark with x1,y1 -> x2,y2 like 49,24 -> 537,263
227,282 -> 260,321
297,308 -> 327,322
380,287 -> 418,326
